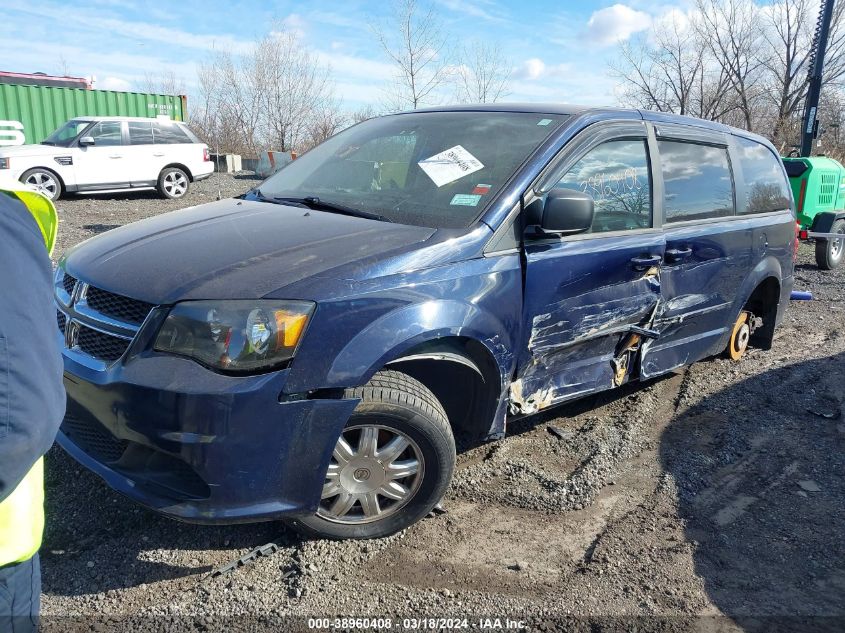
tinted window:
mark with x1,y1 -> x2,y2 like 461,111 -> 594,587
256,111 -> 567,229
86,121 -> 122,147
43,120 -> 91,147
736,137 -> 791,214
153,122 -> 191,144
128,121 -> 154,145
553,139 -> 652,233
659,141 -> 734,223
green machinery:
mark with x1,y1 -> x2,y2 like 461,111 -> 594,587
782,156 -> 845,269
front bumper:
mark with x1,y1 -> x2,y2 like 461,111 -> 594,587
58,351 -> 357,524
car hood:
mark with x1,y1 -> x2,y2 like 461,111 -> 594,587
0,143 -> 65,157
62,199 -> 437,304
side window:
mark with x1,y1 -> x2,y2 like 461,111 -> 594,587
659,140 -> 734,223
553,139 -> 652,233
735,137 -> 791,214
86,121 -> 123,147
128,122 -> 154,145
153,122 -> 191,144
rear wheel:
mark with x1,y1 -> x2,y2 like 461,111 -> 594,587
20,168 -> 62,200
815,219 -> 845,270
726,311 -> 751,361
286,370 -> 455,540
158,167 -> 190,199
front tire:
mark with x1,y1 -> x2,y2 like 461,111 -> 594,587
287,370 -> 455,540
20,168 -> 62,201
158,167 -> 190,199
815,219 -> 845,270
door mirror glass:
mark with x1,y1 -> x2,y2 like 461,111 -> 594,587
78,136 -> 95,146
539,188 -> 594,235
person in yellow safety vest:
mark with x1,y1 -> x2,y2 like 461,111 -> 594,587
0,187 -> 65,633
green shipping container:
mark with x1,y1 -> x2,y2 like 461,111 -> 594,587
0,83 -> 187,146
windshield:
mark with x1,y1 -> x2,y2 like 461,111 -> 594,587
255,111 -> 567,228
42,119 -> 92,147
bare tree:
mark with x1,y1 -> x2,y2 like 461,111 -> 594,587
350,105 -> 379,123
611,12 -> 734,119
454,41 -> 512,103
142,70 -> 187,95
694,0 -> 764,131
190,26 -> 339,156
374,0 -> 452,110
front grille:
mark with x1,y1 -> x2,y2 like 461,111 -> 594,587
57,310 -> 66,333
86,286 -> 154,325
62,272 -> 77,295
61,415 -> 128,464
77,325 -> 131,361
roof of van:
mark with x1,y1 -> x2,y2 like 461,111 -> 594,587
411,103 -> 769,143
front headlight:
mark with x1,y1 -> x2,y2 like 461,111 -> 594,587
154,300 -> 315,373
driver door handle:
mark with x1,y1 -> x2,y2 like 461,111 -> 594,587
630,254 -> 662,270
108,154 -> 123,159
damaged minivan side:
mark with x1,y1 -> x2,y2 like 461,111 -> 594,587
55,105 -> 795,539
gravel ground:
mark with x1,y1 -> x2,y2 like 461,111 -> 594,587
40,174 -> 845,631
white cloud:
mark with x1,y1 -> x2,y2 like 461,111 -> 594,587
434,0 -> 507,22
96,76 -> 132,91
519,58 -> 546,80
583,4 -> 652,47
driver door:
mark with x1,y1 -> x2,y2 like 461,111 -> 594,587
514,122 -> 666,413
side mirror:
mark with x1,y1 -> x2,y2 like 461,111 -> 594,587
78,136 -> 95,146
537,188 -> 594,235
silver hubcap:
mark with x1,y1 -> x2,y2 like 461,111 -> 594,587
25,172 -> 57,198
831,236 -> 843,259
163,171 -> 187,197
318,424 -> 424,524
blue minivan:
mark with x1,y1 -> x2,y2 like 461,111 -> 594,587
54,104 -> 796,539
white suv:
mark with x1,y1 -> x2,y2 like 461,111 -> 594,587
0,116 -> 213,200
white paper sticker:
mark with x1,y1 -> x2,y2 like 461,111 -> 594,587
418,145 -> 484,187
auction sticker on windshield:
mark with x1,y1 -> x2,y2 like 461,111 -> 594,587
418,145 -> 484,187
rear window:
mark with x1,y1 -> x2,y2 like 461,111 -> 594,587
736,137 -> 792,214
153,122 -> 191,144
659,140 -> 735,223
128,122 -> 154,145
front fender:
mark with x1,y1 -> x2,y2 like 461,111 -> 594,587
326,299 -> 515,387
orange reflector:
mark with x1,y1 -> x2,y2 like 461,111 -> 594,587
274,311 -> 308,349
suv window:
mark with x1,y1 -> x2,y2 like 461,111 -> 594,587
86,121 -> 123,147
128,121 -> 154,145
153,122 -> 191,144
553,139 -> 652,233
735,137 -> 791,214
659,140 -> 734,223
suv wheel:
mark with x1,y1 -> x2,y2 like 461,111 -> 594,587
21,168 -> 62,201
815,219 -> 845,270
158,167 -> 190,199
287,370 -> 455,540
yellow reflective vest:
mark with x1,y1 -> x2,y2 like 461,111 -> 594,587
0,187 -> 57,566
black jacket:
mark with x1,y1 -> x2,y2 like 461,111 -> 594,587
0,192 -> 65,503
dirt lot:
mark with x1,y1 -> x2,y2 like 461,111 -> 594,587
40,174 -> 845,631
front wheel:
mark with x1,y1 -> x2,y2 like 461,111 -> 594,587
20,168 -> 62,201
158,167 -> 190,199
287,370 -> 455,540
815,219 -> 845,270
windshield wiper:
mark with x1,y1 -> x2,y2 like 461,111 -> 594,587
249,189 -> 309,208
272,196 -> 393,223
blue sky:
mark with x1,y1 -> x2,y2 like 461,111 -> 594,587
3,0 -> 690,111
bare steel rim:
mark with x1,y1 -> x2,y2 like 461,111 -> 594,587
735,322 -> 751,353
318,423 -> 425,525
24,171 -> 58,199
830,234 -> 844,259
163,170 -> 188,197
